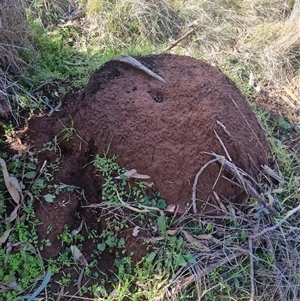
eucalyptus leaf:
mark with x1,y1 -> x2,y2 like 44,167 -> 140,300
24,271 -> 51,301
0,158 -> 23,204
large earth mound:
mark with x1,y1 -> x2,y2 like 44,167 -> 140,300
22,54 -> 271,249
10,54 -> 271,296
73,54 -> 270,213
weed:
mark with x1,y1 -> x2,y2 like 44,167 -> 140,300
0,247 -> 44,300
57,118 -> 87,144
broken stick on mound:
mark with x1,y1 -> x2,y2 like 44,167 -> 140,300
112,55 -> 166,84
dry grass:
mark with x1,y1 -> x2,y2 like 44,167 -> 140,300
154,203 -> 300,300
77,0 -> 300,117
174,0 -> 299,85
83,0 -> 184,50
10,0 -> 298,116
0,0 -> 33,72
0,0 -> 34,119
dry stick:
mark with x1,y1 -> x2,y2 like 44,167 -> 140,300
213,128 -> 232,161
261,164 -> 285,184
250,203 -> 300,239
208,152 -> 279,216
215,119 -> 231,136
151,252 -> 244,301
163,28 -> 195,52
55,286 -> 64,301
248,238 -> 255,301
115,189 -> 165,216
112,56 -> 166,83
192,158 -> 219,214
230,95 -> 268,156
211,160 -> 224,193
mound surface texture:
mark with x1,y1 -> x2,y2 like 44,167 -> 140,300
73,54 -> 270,213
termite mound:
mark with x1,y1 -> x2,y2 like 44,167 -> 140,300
74,53 -> 270,213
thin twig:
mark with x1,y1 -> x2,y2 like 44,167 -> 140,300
211,160 -> 224,192
250,203 -> 300,239
215,119 -> 231,136
207,152 -> 279,216
248,238 -> 255,301
229,95 -> 268,156
55,286 -> 64,301
163,28 -> 195,52
213,128 -> 232,161
151,252 -> 244,301
192,158 -> 219,213
115,189 -> 165,216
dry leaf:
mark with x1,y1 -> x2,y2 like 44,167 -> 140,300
7,277 -> 18,290
0,228 -> 13,245
182,230 -> 210,252
272,188 -> 284,194
165,204 -> 176,213
70,245 -> 88,266
248,72 -> 254,87
109,289 -> 117,297
115,169 -> 151,180
167,229 -> 178,236
266,193 -> 275,206
7,205 -> 20,223
13,241 -> 39,255
0,158 -> 23,204
145,182 -> 154,188
132,226 -> 140,237
284,86 -> 299,102
194,234 -> 213,240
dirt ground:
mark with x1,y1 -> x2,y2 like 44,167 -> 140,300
8,54 -> 272,297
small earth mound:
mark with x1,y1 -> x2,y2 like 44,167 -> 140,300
73,53 -> 270,213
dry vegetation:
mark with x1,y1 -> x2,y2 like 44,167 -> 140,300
0,0 -> 34,120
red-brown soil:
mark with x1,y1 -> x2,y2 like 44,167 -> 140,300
10,54 -> 271,298
75,54 -> 270,211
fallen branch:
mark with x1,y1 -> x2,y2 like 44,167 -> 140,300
192,158 -> 219,213
151,252 -> 244,301
115,189 -> 165,216
248,238 -> 255,301
163,28 -> 195,52
193,152 -> 279,216
208,152 -> 279,216
250,203 -> 300,239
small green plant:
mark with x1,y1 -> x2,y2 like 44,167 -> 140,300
0,247 -> 44,300
145,234 -> 195,275
57,118 -> 87,144
58,225 -> 73,245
